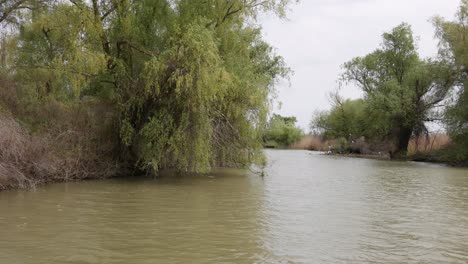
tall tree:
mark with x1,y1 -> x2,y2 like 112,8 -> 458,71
342,23 -> 455,158
2,0 -> 293,174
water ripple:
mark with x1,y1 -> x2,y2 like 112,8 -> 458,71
0,150 -> 467,263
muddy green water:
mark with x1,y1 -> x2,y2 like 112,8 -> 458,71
1,150 -> 467,263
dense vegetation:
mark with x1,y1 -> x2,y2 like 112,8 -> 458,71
311,1 -> 467,164
0,0 -> 294,189
433,0 -> 468,164
263,114 -> 303,148
312,98 -> 367,140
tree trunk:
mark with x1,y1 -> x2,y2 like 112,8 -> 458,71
390,126 -> 413,159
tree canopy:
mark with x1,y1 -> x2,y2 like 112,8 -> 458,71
341,23 -> 455,157
0,0 -> 294,174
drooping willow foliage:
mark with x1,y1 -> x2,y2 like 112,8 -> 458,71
0,0 -> 294,174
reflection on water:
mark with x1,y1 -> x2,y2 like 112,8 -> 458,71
0,150 -> 467,263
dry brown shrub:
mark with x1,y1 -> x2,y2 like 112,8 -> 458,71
0,73 -> 122,190
40,99 -> 121,180
288,132 -> 450,158
408,133 -> 451,155
0,100 -> 120,190
0,115 -> 42,189
290,135 -> 328,150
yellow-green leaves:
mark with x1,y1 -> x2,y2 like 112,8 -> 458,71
4,0 -> 292,174
14,3 -> 106,100
142,57 -> 162,96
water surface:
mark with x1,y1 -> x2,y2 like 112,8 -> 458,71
1,150 -> 467,263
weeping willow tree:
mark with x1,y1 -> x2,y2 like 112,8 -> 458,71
1,0 -> 293,175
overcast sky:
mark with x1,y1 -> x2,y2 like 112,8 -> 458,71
260,0 -> 460,130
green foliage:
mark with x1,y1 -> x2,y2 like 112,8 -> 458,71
264,114 -> 303,147
433,0 -> 468,164
311,99 -> 367,140
11,3 -> 106,101
341,23 -> 455,157
0,0 -> 293,174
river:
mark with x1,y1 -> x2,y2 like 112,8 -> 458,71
0,150 -> 467,263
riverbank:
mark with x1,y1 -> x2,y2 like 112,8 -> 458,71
320,152 -> 391,160
290,135 -> 467,167
317,151 -> 468,167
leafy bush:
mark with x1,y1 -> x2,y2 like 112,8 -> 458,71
264,114 -> 303,148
